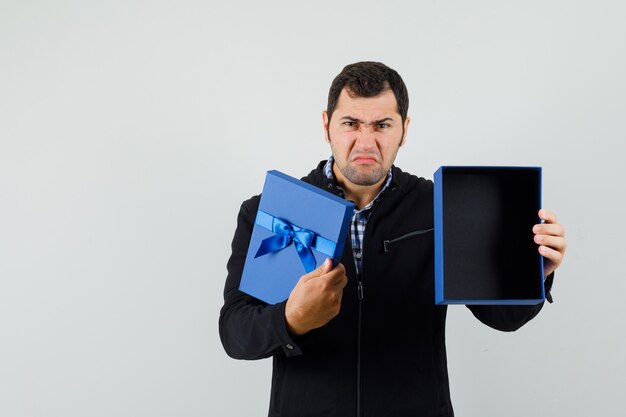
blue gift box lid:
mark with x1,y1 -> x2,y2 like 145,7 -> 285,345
239,170 -> 355,304
434,166 -> 545,305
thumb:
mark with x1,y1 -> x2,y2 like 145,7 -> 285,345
320,258 -> 332,273
307,258 -> 332,279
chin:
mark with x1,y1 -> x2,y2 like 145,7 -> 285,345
336,161 -> 388,186
347,171 -> 387,186
354,179 -> 383,186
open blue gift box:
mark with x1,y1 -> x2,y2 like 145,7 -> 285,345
434,166 -> 545,305
239,170 -> 354,304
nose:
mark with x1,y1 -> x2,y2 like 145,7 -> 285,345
354,128 -> 377,152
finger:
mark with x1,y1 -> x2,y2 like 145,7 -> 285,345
538,245 -> 564,264
534,235 -> 567,252
321,258 -> 332,273
538,209 -> 557,224
325,268 -> 348,287
331,262 -> 346,274
303,258 -> 332,280
324,275 -> 348,291
335,273 -> 348,289
533,223 -> 565,237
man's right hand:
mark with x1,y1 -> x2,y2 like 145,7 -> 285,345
285,258 -> 348,336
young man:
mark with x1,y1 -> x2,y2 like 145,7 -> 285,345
219,62 -> 567,417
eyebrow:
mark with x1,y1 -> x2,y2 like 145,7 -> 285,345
340,116 -> 394,125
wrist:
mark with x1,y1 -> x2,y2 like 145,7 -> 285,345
285,310 -> 308,336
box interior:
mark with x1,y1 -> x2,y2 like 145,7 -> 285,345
442,168 -> 543,301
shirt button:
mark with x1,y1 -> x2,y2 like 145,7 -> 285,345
286,344 -> 294,350
355,252 -> 362,259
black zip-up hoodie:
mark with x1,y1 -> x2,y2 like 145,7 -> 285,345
219,161 -> 553,417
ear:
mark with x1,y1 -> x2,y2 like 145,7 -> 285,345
400,116 -> 411,146
322,111 -> 330,143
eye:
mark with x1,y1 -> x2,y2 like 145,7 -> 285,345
343,121 -> 356,127
378,123 -> 390,129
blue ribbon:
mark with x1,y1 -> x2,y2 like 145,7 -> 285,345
254,210 -> 336,273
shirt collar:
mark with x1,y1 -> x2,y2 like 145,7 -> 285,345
323,156 -> 393,212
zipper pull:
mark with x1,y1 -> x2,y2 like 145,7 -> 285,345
358,282 -> 364,301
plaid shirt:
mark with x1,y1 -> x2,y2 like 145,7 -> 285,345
324,157 -> 393,277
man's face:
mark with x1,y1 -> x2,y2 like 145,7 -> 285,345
323,88 -> 410,187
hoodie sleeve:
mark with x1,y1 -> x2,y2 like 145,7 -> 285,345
466,272 -> 555,332
218,198 -> 305,359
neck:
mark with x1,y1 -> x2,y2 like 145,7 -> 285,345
332,165 -> 387,209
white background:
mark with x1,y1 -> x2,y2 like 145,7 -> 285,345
1,1 -> 625,416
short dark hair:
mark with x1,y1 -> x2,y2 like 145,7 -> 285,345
326,61 -> 409,123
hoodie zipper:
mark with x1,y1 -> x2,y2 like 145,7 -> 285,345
327,179 -> 364,416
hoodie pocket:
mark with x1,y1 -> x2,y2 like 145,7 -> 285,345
383,228 -> 434,253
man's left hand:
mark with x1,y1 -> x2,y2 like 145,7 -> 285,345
533,209 -> 567,277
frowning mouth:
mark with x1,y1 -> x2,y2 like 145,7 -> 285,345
351,155 -> 379,164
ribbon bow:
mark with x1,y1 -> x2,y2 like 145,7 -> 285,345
255,216 -> 318,273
